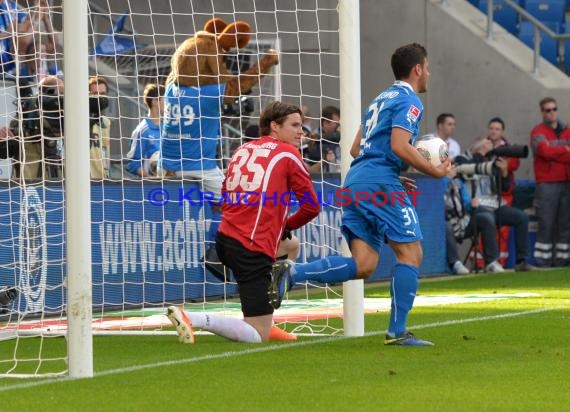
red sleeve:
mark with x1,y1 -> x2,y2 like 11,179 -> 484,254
531,132 -> 569,160
284,151 -> 320,230
507,157 -> 520,172
554,147 -> 570,162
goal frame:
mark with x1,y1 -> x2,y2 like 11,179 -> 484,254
61,0 -> 362,379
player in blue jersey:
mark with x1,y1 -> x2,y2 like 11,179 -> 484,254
275,43 -> 450,346
126,83 -> 164,177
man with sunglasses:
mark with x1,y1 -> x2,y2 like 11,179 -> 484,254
530,97 -> 570,267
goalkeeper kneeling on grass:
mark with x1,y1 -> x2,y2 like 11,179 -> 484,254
167,102 -> 319,344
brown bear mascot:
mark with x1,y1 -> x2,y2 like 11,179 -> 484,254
166,17 -> 279,103
160,17 -> 279,285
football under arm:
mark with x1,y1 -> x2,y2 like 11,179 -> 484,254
391,127 -> 444,177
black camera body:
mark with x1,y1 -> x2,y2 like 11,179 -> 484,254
89,95 -> 109,119
488,144 -> 529,159
223,96 -> 254,117
10,82 -> 64,159
88,96 -> 109,147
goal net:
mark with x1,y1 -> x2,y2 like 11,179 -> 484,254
0,0 -> 358,378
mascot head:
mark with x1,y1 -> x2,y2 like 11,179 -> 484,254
167,18 -> 252,87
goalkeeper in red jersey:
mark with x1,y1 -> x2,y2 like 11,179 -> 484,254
167,101 -> 320,343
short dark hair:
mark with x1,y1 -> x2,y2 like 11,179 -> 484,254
259,101 -> 303,136
488,117 -> 505,130
143,83 -> 165,109
539,97 -> 557,110
436,113 -> 454,126
321,106 -> 340,124
391,43 -> 427,80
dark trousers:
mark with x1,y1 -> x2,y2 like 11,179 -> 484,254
477,205 -> 530,263
534,182 -> 570,267
446,205 -> 530,268
446,211 -> 499,268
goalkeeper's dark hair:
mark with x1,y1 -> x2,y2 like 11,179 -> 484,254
259,101 -> 303,136
391,43 -> 427,80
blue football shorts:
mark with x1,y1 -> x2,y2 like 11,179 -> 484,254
340,181 -> 423,254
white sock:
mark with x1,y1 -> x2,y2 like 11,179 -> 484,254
186,312 -> 262,343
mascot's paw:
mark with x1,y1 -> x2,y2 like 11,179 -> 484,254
264,48 -> 280,66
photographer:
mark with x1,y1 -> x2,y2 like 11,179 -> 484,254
444,168 -> 496,274
455,136 -> 536,272
305,105 -> 341,173
8,75 -> 64,180
486,117 -> 520,207
88,75 -> 111,179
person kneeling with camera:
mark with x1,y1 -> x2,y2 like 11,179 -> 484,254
454,137 -> 537,272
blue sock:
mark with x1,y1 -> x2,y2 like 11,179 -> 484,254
388,263 -> 419,337
207,210 -> 221,247
291,256 -> 357,284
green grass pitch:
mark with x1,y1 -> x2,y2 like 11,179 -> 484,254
1,268 -> 569,411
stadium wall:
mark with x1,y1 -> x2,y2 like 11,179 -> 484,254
361,0 -> 570,180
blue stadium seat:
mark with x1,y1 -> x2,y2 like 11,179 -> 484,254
562,23 -> 570,72
518,21 -> 560,66
478,0 -> 521,35
524,0 -> 566,24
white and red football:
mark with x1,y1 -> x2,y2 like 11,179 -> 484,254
413,136 -> 449,167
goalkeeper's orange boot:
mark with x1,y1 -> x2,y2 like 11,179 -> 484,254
166,306 -> 195,344
268,325 -> 297,341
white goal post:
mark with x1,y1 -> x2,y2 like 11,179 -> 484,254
339,0 -> 363,337
64,0 -> 93,379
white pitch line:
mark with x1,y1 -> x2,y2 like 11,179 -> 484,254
0,306 -> 564,392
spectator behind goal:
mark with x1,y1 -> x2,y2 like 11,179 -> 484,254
126,83 -> 164,177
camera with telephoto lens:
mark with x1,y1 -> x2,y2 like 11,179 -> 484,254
454,144 -> 529,177
223,96 -> 254,117
454,159 -> 495,176
488,144 -> 529,159
9,80 -> 64,159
